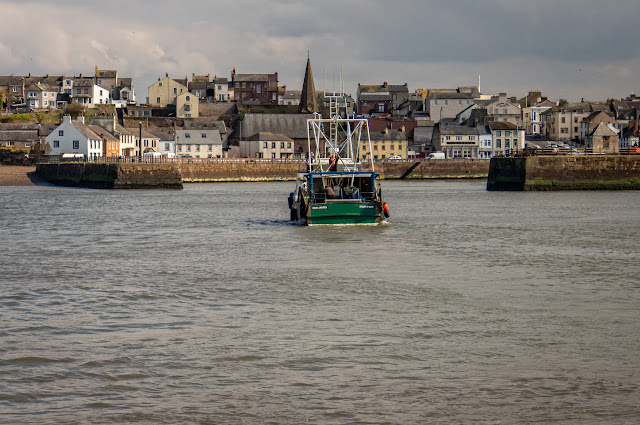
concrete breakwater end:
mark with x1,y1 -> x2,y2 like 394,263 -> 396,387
487,156 -> 640,191
36,163 -> 183,189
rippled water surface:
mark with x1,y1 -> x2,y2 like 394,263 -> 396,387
1,181 -> 639,424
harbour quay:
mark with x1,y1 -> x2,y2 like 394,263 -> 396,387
487,155 -> 640,191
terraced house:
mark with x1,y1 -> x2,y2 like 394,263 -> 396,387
361,128 -> 409,160
231,70 -> 278,105
175,129 -> 223,158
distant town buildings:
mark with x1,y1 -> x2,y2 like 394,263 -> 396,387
2,59 -> 640,160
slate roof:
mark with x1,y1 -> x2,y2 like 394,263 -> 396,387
234,74 -> 272,82
71,122 -> 102,140
0,76 -> 24,85
246,131 -> 293,142
147,127 -> 174,141
488,121 -> 519,131
428,92 -> 474,99
370,129 -> 407,141
176,129 -> 222,144
236,114 -> 315,140
0,130 -> 40,142
439,125 -> 479,136
87,125 -> 118,141
359,83 -> 409,93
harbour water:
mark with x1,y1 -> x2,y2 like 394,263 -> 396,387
1,180 -> 639,424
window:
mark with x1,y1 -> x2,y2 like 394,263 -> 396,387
445,136 -> 451,141
185,133 -> 191,138
272,93 -> 276,101
459,100 -> 462,105
53,140 -> 59,148
496,139 -> 502,148
173,88 -> 177,94
561,117 -> 566,123
444,100 -> 448,106
201,133 -> 206,138
156,97 -> 160,104
506,140 -> 510,148
434,99 -> 438,106
272,153 -> 276,158
242,82 -> 246,88
382,145 -> 385,150
208,145 -> 212,151
77,89 -> 82,95
503,109 -> 507,114
574,127 -> 578,133
84,89 -> 88,94
280,142 -> 285,148
73,140 -> 79,149
196,145 -> 200,152
390,145 -> 395,150
496,130 -> 501,137
59,130 -> 63,136
12,86 -> 18,93
287,142 -> 291,149
263,142 -> 267,148
178,145 -> 182,152
456,136 -> 462,141
43,92 -> 47,98
235,82 -> 239,88
159,82 -> 163,87
257,85 -> 261,93
186,145 -> 191,151
186,95 -> 190,101
165,144 -> 170,151
272,142 -> 276,149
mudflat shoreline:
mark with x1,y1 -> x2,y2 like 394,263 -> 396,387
0,166 -> 41,186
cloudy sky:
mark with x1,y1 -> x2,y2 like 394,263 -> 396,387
2,0 -> 639,102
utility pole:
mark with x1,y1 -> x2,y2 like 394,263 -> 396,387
138,121 -> 142,162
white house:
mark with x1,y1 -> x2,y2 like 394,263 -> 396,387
477,125 -> 493,159
175,129 -> 223,158
45,115 -> 103,159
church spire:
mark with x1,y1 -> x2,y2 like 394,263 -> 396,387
298,56 -> 317,114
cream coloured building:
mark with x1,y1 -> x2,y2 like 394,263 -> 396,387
176,91 -> 199,118
361,128 -> 408,160
148,75 -> 189,106
175,129 -> 223,158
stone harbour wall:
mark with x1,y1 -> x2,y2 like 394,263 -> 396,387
487,156 -> 640,191
179,161 -> 307,182
36,163 -> 183,189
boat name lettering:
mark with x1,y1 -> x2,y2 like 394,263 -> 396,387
312,206 -> 328,210
359,205 -> 374,209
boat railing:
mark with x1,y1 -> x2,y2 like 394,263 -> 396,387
311,191 -> 376,203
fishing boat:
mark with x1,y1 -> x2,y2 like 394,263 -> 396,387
288,92 -> 389,226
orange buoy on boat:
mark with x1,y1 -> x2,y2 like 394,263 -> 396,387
382,203 -> 390,218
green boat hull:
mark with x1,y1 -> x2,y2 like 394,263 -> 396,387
306,202 -> 381,225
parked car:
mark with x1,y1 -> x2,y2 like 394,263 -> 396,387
388,155 -> 402,160
426,152 -> 445,159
